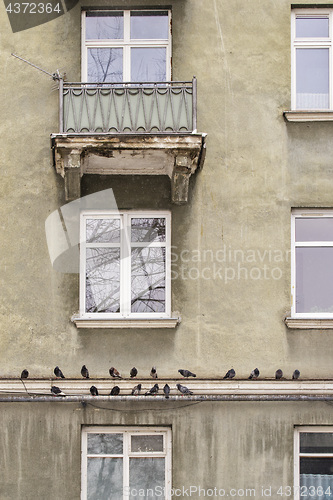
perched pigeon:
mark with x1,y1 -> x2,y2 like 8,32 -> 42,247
54,366 -> 65,379
178,369 -> 196,378
20,369 -> 29,379
90,385 -> 98,396
81,365 -> 89,379
109,367 -> 122,379
275,369 -> 283,380
132,383 -> 142,395
163,384 -> 170,399
176,383 -> 193,395
150,366 -> 158,379
51,385 -> 65,396
145,383 -> 159,395
130,367 -> 138,378
292,369 -> 300,380
248,368 -> 260,380
223,368 -> 235,379
110,386 -> 120,396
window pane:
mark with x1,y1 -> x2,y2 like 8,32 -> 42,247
87,458 -> 123,500
129,458 -> 165,500
88,48 -> 123,83
131,435 -> 164,452
131,218 -> 166,242
131,247 -> 166,313
86,12 -> 124,40
300,472 -> 333,499
86,248 -> 120,313
296,218 -> 333,242
296,247 -> 333,313
86,219 -> 120,243
296,17 -> 329,38
88,433 -> 123,454
130,11 -> 169,40
296,48 -> 329,109
301,458 -> 333,475
301,433 -> 333,453
131,48 -> 166,82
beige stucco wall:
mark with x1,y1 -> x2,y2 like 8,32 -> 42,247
0,0 -> 333,381
0,400 -> 332,499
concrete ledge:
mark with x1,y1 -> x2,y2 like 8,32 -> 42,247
284,111 -> 333,122
71,316 -> 181,329
285,317 -> 333,329
6,379 -> 333,397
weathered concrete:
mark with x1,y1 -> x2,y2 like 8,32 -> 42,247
0,401 -> 331,499
1,0 -> 333,376
2,0 -> 333,495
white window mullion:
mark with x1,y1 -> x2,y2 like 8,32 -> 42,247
123,432 -> 130,500
81,430 -> 88,500
80,214 -> 87,316
330,12 -> 333,108
120,214 -> 129,317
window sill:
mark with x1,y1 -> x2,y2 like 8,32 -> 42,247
284,111 -> 333,122
71,315 -> 181,329
285,317 -> 333,329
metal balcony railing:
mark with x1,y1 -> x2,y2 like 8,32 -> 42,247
59,78 -> 197,134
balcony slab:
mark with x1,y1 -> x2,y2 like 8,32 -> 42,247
51,133 -> 206,204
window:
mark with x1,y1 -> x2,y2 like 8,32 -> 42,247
81,427 -> 172,500
292,9 -> 333,110
82,9 -> 171,82
294,427 -> 333,500
80,211 -> 171,319
291,210 -> 333,318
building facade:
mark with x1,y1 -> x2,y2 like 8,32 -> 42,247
1,0 -> 333,499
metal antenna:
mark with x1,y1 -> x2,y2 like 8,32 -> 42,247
11,53 -> 62,80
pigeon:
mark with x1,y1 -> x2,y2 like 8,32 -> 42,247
176,383 -> 193,395
20,369 -> 29,379
90,385 -> 98,396
275,369 -> 283,380
248,368 -> 260,380
132,383 -> 142,395
51,385 -> 65,396
109,367 -> 122,379
130,367 -> 138,378
150,366 -> 158,379
81,365 -> 89,379
178,369 -> 196,378
145,383 -> 159,395
110,386 -> 120,396
163,384 -> 170,399
223,368 -> 235,379
292,369 -> 300,380
54,366 -> 65,379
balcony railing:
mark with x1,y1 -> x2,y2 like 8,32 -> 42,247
59,78 -> 197,134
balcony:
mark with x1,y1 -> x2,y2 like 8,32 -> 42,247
51,78 -> 206,204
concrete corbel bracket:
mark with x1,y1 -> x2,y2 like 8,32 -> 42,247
171,155 -> 193,205
63,148 -> 83,201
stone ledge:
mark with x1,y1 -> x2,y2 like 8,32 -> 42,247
284,111 -> 333,122
71,316 -> 181,329
5,379 -> 333,396
285,317 -> 333,329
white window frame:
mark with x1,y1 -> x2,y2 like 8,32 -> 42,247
294,426 -> 333,500
80,210 -> 171,319
81,9 -> 172,82
81,426 -> 172,500
291,209 -> 333,319
291,9 -> 333,110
